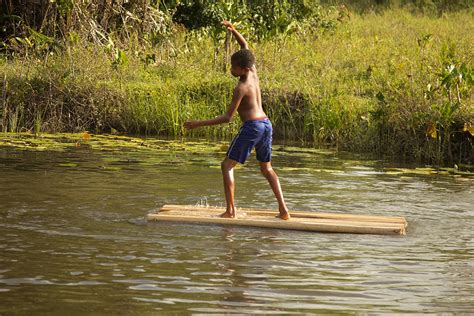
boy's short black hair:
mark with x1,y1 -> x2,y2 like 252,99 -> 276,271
231,49 -> 255,68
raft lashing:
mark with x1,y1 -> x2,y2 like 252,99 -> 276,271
147,205 -> 407,235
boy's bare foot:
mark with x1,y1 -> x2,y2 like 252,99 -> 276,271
276,208 -> 291,220
220,211 -> 235,218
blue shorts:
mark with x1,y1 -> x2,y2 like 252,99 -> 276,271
227,118 -> 273,164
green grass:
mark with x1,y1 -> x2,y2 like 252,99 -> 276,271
0,9 -> 472,165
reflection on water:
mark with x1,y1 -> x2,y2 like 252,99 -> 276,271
0,138 -> 473,313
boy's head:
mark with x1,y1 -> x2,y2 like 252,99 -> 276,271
230,49 -> 255,77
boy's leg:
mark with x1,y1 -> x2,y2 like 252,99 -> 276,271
259,161 -> 290,220
221,157 -> 239,218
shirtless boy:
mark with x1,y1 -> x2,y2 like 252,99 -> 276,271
184,21 -> 290,220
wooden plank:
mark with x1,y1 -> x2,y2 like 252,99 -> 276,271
147,205 -> 407,235
160,204 -> 407,226
158,205 -> 403,227
148,214 -> 405,235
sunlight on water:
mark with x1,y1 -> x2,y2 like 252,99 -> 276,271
0,136 -> 473,313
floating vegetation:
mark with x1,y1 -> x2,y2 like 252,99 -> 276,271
384,166 -> 473,177
0,132 -> 340,159
1,132 -> 472,178
59,163 -> 79,168
0,132 -> 226,155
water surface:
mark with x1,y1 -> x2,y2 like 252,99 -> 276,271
0,135 -> 473,314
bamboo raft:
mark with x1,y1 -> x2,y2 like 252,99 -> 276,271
147,204 -> 407,235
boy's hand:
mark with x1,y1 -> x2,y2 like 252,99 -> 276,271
184,120 -> 201,130
222,20 -> 248,49
222,20 -> 234,32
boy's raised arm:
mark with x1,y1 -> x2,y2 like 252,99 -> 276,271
223,20 -> 248,49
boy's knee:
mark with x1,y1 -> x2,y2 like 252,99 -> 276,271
260,165 -> 273,177
221,159 -> 234,172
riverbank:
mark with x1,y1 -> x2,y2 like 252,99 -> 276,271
1,9 -> 472,165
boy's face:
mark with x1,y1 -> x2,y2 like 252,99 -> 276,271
231,63 -> 249,77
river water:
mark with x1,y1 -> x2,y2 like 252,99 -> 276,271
0,135 -> 473,314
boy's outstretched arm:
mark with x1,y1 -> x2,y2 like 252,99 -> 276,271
222,20 -> 248,49
184,86 -> 244,129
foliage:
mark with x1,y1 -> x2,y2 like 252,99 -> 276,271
170,1 -> 337,40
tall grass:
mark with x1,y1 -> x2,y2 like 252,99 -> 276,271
0,8 -> 472,165
321,0 -> 472,13
255,9 -> 473,162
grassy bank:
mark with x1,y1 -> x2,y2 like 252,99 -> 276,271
0,9 -> 473,165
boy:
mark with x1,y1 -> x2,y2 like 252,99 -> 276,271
184,21 -> 290,220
